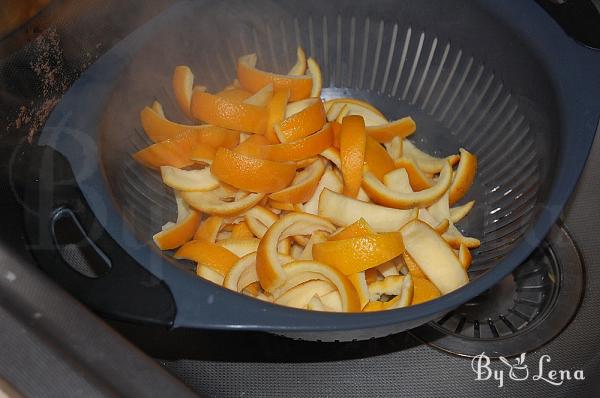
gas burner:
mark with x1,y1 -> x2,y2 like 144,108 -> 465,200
412,224 -> 584,358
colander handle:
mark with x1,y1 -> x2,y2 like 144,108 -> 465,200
537,0 -> 600,49
22,146 -> 176,327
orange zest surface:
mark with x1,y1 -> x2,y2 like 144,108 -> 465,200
411,277 -> 441,305
140,106 -> 241,143
233,134 -> 271,157
364,136 -> 395,180
175,240 -> 239,276
190,143 -> 217,164
191,90 -> 268,134
211,148 -> 296,193
216,87 -> 253,102
265,88 -> 290,143
153,210 -> 200,250
366,117 -> 416,143
268,158 -> 326,203
277,98 -> 326,142
329,218 -> 374,240
312,232 -> 405,275
260,123 -> 333,162
194,215 -> 224,242
339,115 -> 366,198
133,132 -> 196,169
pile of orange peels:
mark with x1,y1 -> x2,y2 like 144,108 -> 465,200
133,48 -> 479,312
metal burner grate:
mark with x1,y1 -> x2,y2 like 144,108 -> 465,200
412,224 -> 583,358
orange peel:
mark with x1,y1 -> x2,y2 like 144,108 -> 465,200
265,88 -> 290,143
403,140 -> 460,173
295,156 -> 320,169
382,168 -> 414,193
450,200 -> 476,224
140,105 -> 239,143
367,275 -> 405,301
303,166 -> 343,215
365,268 -> 380,284
172,65 -> 195,119
274,280 -> 336,309
393,157 -> 434,191
324,98 -> 386,119
231,221 -> 254,239
428,192 -> 480,249
244,206 -> 279,238
190,90 -> 268,134
175,240 -> 239,276
326,101 -> 387,126
288,47 -> 307,75
318,188 -> 417,232
190,143 -> 217,165
364,136 -> 396,181
217,238 -> 261,257
366,117 -> 416,143
362,161 -> 452,209
243,83 -> 274,107
216,87 -> 253,102
298,231 -> 329,260
194,215 -> 224,242
256,212 -> 336,292
339,115 -> 366,198
133,132 -> 196,169
329,218 -> 374,240
268,199 -> 296,212
285,98 -> 316,118
306,294 -> 332,311
307,57 -> 322,98
197,265 -> 224,285
376,261 -> 400,277
459,243 -> 472,270
160,166 -> 219,192
233,134 -> 271,157
347,272 -> 370,309
181,186 -> 265,216
223,252 -> 257,292
268,158 -> 326,203
401,252 -> 426,279
211,148 -> 297,193
319,290 -> 343,311
312,232 -> 405,275
153,209 -> 200,250
411,277 -> 441,305
449,148 -> 477,205
320,146 -> 342,169
277,260 -> 361,312
151,100 -> 165,117
261,123 -> 333,162
237,54 -> 312,102
384,136 -> 403,160
276,98 -> 326,143
400,220 -> 468,294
